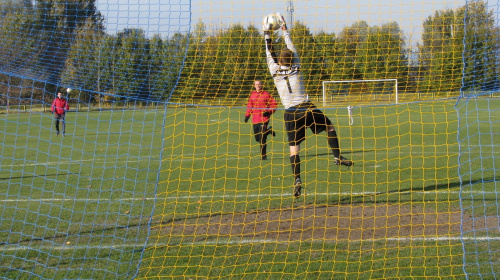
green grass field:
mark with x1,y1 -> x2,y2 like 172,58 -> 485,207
1,98 -> 499,279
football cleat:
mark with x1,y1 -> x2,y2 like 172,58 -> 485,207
335,156 -> 353,167
293,177 -> 302,198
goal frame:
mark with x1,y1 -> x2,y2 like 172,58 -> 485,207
322,79 -> 398,106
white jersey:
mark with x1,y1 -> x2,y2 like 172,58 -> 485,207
265,30 -> 309,109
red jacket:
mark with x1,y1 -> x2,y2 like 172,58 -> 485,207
245,90 -> 277,124
51,97 -> 69,115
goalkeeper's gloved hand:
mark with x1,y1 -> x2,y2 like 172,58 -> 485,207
276,12 -> 287,29
262,111 -> 270,118
244,116 -> 250,123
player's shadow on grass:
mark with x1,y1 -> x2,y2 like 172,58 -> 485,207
326,178 -> 498,207
0,218 -> 150,249
0,173 -> 73,180
395,178 -> 494,194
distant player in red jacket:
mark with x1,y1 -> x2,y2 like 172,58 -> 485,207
51,92 -> 69,136
244,80 -> 278,160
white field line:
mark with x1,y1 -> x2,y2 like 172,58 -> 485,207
3,153 -> 494,169
1,236 -> 500,252
2,142 -> 498,168
0,190 -> 496,203
0,150 -> 461,168
1,157 -> 157,168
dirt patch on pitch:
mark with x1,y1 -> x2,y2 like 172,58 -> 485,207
159,203 -> 492,242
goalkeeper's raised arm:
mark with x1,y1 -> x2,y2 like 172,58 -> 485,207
281,28 -> 300,67
264,32 -> 278,75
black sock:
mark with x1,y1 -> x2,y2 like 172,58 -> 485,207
328,130 -> 340,158
290,155 -> 301,179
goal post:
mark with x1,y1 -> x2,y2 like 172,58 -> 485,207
322,79 -> 398,106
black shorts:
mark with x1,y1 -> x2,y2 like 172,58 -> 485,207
284,102 -> 331,146
252,122 -> 269,142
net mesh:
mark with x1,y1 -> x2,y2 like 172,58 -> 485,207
0,0 -> 498,279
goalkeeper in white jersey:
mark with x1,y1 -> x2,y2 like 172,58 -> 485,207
263,13 -> 353,198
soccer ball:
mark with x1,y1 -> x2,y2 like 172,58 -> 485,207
263,13 -> 282,31
67,88 -> 72,93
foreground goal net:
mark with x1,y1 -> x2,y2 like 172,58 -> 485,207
1,0 -> 499,279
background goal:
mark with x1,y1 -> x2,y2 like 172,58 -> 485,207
322,79 -> 399,106
0,0 -> 499,279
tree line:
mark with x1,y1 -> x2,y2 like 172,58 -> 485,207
0,0 -> 498,105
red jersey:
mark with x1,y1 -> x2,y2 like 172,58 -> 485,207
245,90 -> 277,124
51,97 -> 69,115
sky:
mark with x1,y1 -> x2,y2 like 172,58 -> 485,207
95,0 -> 470,45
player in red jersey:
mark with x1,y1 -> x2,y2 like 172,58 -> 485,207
51,92 -> 69,136
244,80 -> 278,160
